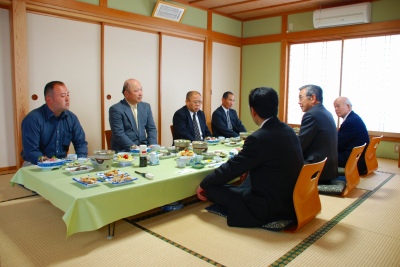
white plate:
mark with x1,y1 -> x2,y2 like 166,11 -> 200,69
66,166 -> 94,174
36,165 -> 63,171
160,153 -> 176,159
225,142 -> 240,147
106,177 -> 138,186
72,177 -> 100,187
96,170 -> 123,178
65,162 -> 82,167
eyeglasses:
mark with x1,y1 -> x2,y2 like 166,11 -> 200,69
298,95 -> 307,100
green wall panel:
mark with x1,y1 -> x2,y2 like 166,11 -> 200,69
288,11 -> 314,32
241,43 -> 281,130
179,5 -> 207,29
76,0 -> 99,5
372,0 -> 400,22
212,14 -> 242,37
243,16 -> 281,38
108,0 -> 157,16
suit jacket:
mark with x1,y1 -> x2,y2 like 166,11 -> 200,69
172,106 -> 212,141
109,99 -> 157,152
298,103 -> 338,182
200,117 -> 304,227
338,110 -> 369,174
211,106 -> 247,137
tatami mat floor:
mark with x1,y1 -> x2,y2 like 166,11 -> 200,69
0,158 -> 399,266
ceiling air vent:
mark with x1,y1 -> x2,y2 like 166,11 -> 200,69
152,1 -> 186,23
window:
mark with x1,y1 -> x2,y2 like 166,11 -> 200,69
287,34 -> 400,134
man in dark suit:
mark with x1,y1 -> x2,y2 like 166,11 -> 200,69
197,87 -> 304,228
109,79 -> 157,152
211,91 -> 247,138
172,91 -> 212,141
298,84 -> 338,184
334,96 -> 369,175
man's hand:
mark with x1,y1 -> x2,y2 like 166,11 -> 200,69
196,186 -> 207,201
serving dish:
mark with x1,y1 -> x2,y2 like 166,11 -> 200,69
105,176 -> 138,186
72,177 -> 100,187
66,166 -> 94,174
37,158 -> 64,167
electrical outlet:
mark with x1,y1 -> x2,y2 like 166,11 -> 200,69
288,23 -> 294,31
395,144 -> 400,153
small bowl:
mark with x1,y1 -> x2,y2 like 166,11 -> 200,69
116,152 -> 134,166
77,157 -> 89,164
191,162 -> 206,169
202,152 -> 214,160
167,146 -> 177,153
174,139 -> 191,151
239,132 -> 251,140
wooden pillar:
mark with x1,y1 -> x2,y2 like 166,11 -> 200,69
10,0 -> 29,168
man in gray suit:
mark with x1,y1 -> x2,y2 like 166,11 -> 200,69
109,79 -> 157,152
297,84 -> 338,184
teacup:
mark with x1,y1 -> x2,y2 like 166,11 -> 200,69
150,144 -> 161,152
67,154 -> 77,161
194,155 -> 204,163
218,136 -> 225,142
149,152 -> 160,165
176,158 -> 186,168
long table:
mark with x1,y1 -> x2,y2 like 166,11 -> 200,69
10,145 -> 231,237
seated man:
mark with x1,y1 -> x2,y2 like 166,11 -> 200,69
211,91 -> 247,138
334,96 -> 369,175
172,91 -> 212,141
109,79 -> 158,152
297,84 -> 338,184
21,81 -> 88,165
197,87 -> 304,228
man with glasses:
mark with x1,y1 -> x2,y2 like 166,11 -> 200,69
297,84 -> 338,184
172,91 -> 212,141
21,81 -> 88,165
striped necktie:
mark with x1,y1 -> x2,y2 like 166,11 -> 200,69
227,110 -> 232,129
193,113 -> 202,141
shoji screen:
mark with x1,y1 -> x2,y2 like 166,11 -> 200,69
211,42 -> 242,121
0,8 -> 16,167
160,35 -> 204,146
27,13 -> 101,154
103,25 -> 159,143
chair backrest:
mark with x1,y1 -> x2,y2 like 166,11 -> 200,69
288,158 -> 327,232
341,143 -> 366,197
170,125 -> 175,140
105,130 -> 112,150
206,121 -> 213,137
363,135 -> 383,176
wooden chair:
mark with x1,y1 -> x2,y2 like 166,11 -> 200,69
318,144 -> 366,197
363,135 -> 383,176
286,158 -> 327,232
105,130 -> 112,150
261,158 -> 326,232
341,143 -> 366,197
170,125 -> 175,140
206,121 -> 213,137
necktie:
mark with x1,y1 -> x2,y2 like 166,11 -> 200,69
193,113 -> 202,141
227,110 -> 232,129
133,105 -> 138,129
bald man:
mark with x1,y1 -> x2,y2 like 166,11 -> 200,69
334,96 -> 369,175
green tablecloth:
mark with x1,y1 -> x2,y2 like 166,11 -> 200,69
10,144 -> 234,237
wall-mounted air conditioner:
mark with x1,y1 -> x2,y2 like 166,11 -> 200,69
313,2 -> 371,28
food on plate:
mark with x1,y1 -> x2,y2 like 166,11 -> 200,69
205,137 -> 217,141
111,173 -> 133,183
105,169 -> 119,177
179,150 -> 194,157
38,156 -> 58,162
80,176 -> 97,184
